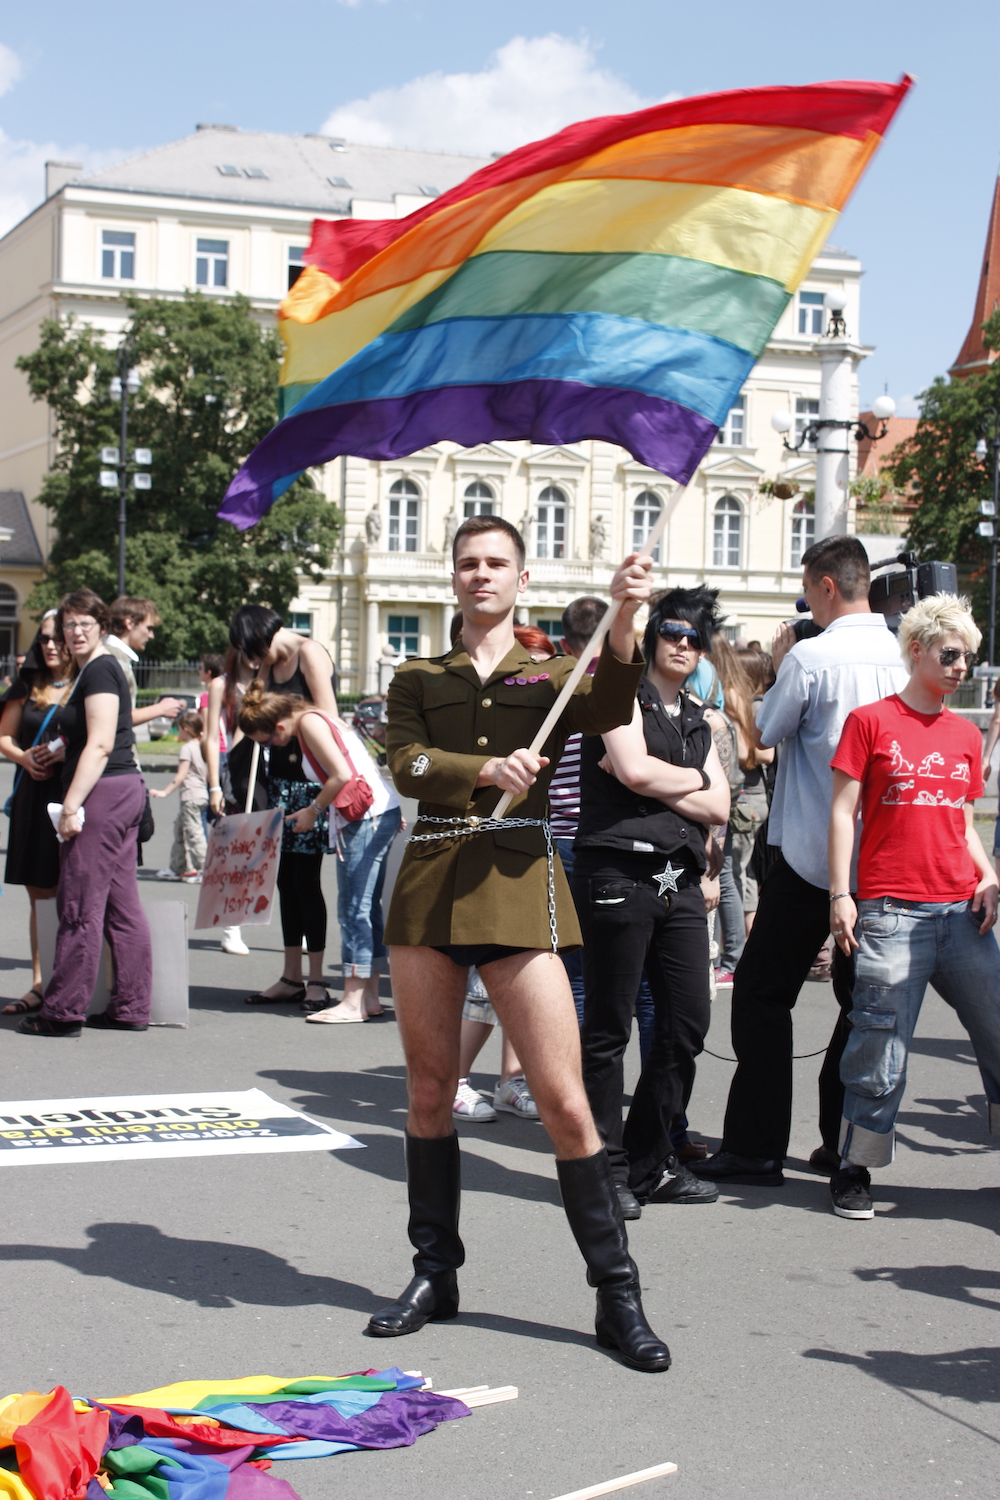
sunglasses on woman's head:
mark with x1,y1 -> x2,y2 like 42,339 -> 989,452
657,623 -> 700,646
937,647 -> 977,668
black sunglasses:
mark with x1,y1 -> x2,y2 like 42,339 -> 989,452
937,647 -> 978,668
657,623 -> 701,647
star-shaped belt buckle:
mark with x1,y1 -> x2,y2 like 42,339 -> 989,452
653,862 -> 683,899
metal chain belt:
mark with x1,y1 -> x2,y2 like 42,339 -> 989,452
408,814 -> 559,953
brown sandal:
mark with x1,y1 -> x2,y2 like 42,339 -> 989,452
3,986 -> 44,1016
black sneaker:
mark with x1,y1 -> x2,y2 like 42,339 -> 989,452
648,1156 -> 719,1204
830,1165 -> 874,1219
615,1182 -> 642,1220
809,1145 -> 841,1176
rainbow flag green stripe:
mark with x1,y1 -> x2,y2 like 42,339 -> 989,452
384,251 -> 790,356
220,77 -> 911,529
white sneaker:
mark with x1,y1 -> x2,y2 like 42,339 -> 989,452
453,1080 -> 498,1122
494,1074 -> 539,1120
181,872 -> 203,884
156,869 -> 181,881
220,927 -> 250,955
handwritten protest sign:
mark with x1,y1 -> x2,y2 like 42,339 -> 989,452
194,808 -> 282,931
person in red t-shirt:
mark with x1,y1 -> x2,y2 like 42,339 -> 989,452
827,594 -> 999,1220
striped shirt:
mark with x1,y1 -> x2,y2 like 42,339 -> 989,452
549,730 -> 583,837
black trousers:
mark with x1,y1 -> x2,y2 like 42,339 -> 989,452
277,851 -> 327,952
574,852 -> 711,1200
722,852 -> 855,1160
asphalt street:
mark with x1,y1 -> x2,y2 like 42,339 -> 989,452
0,759 -> 997,1500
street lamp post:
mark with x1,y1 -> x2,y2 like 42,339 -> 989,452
99,336 -> 150,597
974,409 -> 999,671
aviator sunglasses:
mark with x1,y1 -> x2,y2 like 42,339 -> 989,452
937,647 -> 978,669
657,622 -> 701,647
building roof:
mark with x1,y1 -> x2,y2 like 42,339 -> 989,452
0,492 -> 43,568
69,126 -> 492,217
950,172 -> 1000,381
856,414 -> 919,477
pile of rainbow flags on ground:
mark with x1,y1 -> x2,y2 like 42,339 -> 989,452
0,1370 -> 468,1499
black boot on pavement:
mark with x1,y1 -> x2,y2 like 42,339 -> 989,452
366,1132 -> 464,1337
557,1149 -> 671,1373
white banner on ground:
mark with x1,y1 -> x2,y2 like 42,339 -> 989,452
0,1090 -> 362,1167
195,809 -> 283,931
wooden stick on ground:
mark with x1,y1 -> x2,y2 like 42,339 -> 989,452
441,1385 -> 518,1408
492,485 -> 688,821
548,1460 -> 678,1500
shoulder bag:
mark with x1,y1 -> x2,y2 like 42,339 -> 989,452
3,703 -> 59,817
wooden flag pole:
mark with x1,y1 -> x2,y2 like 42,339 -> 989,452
548,1460 -> 678,1500
492,484 -> 687,821
244,740 -> 261,815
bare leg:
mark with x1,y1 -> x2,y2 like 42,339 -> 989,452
254,946 -> 305,1000
499,1030 -> 526,1086
364,973 -> 383,1015
479,949 -> 600,1159
390,946 -> 468,1134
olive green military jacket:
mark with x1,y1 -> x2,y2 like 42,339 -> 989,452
384,637 -> 643,950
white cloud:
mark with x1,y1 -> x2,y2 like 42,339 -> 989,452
0,128 -> 136,239
0,41 -> 22,97
892,394 -> 923,419
320,34 -> 656,157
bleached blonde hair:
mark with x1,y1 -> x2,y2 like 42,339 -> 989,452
897,592 -> 981,672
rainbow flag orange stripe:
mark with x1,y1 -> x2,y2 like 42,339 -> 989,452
220,77 -> 911,529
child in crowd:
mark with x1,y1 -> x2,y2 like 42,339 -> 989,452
151,710 -> 209,882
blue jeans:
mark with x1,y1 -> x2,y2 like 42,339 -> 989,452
335,806 -> 402,976
555,837 -> 586,1024
716,828 -> 745,972
840,896 -> 1000,1167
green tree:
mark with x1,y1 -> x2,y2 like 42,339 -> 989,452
885,309 -> 1000,630
16,292 -> 341,658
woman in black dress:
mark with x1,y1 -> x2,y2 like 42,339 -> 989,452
0,611 -> 74,1013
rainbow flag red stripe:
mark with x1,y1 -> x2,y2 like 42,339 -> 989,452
219,77 -> 911,529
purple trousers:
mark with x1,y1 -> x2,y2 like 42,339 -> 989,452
43,774 -> 152,1025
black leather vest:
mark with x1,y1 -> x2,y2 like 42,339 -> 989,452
574,680 -> 712,868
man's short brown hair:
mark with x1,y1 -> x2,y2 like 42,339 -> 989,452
800,535 -> 870,602
451,515 -> 526,571
110,596 -> 161,634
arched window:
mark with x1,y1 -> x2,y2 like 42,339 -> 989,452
536,485 -> 567,558
712,495 -> 743,568
463,479 -> 494,518
632,490 -> 663,562
387,477 -> 420,552
790,495 -> 815,568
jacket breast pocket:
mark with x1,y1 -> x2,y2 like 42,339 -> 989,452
420,679 -> 473,740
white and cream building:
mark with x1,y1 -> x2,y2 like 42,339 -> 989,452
0,124 -> 868,679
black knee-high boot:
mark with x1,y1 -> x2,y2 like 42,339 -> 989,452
366,1132 -> 464,1337
557,1149 -> 671,1372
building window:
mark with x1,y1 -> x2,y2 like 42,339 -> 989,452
795,398 -> 820,450
715,395 -> 746,447
196,238 -> 229,288
632,490 -> 663,562
535,618 -> 564,644
463,479 -> 495,517
536,485 -> 567,558
790,496 -> 815,568
102,230 -> 135,281
387,615 -> 420,656
798,290 -> 825,336
0,583 -> 17,672
288,612 -> 313,635
288,246 -> 307,290
387,477 -> 420,552
712,495 -> 743,568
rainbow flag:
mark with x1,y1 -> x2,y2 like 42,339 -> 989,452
0,1371 -> 468,1500
219,77 -> 911,530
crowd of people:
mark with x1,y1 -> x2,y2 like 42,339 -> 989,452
1,520 -> 998,1369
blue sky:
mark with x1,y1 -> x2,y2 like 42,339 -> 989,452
2,0 -> 998,415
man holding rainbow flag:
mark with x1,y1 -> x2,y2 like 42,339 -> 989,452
220,77 -> 911,1368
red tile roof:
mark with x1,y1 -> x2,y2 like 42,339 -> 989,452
950,173 -> 1000,380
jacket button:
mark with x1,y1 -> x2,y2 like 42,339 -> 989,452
477,736 -> 488,746
481,697 -> 492,707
